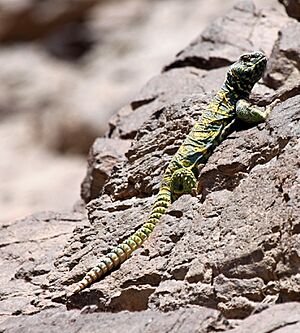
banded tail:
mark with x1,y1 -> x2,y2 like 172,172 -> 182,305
71,185 -> 171,294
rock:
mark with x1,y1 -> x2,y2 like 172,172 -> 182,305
264,21 -> 300,90
0,306 -> 230,333
3,303 -> 300,333
108,104 -> 156,140
0,211 -> 88,324
225,302 -> 300,332
164,0 -> 289,71
279,0 -> 300,20
81,138 -> 132,203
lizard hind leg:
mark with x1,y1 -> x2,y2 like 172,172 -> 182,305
170,167 -> 197,200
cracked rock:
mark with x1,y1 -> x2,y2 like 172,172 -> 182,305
80,138 -> 132,203
264,21 -> 300,90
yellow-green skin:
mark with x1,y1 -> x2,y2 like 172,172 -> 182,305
71,51 -> 270,294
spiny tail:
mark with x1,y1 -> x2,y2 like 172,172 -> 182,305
71,185 -> 171,294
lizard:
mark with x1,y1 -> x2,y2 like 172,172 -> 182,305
71,51 -> 274,295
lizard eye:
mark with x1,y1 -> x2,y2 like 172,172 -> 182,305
240,54 -> 250,62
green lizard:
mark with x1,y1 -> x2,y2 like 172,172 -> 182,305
71,51 -> 273,295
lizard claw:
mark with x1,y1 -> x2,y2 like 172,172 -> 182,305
191,188 -> 198,197
270,98 -> 281,108
266,98 -> 281,116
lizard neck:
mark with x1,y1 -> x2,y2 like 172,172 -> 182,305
208,82 -> 250,116
220,80 -> 250,102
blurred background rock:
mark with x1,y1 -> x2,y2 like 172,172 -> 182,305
0,0 -> 280,222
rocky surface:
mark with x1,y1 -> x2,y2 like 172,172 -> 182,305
81,138 -> 132,203
1,306 -> 230,333
228,302 -> 300,333
1,0 -> 300,332
0,211 -> 88,323
265,21 -> 300,90
164,0 -> 286,71
2,303 -> 300,333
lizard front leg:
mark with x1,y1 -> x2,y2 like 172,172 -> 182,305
236,99 -> 280,124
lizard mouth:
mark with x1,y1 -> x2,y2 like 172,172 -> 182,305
256,57 -> 267,65
251,55 -> 267,75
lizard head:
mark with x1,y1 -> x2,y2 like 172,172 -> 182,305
226,51 -> 267,96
